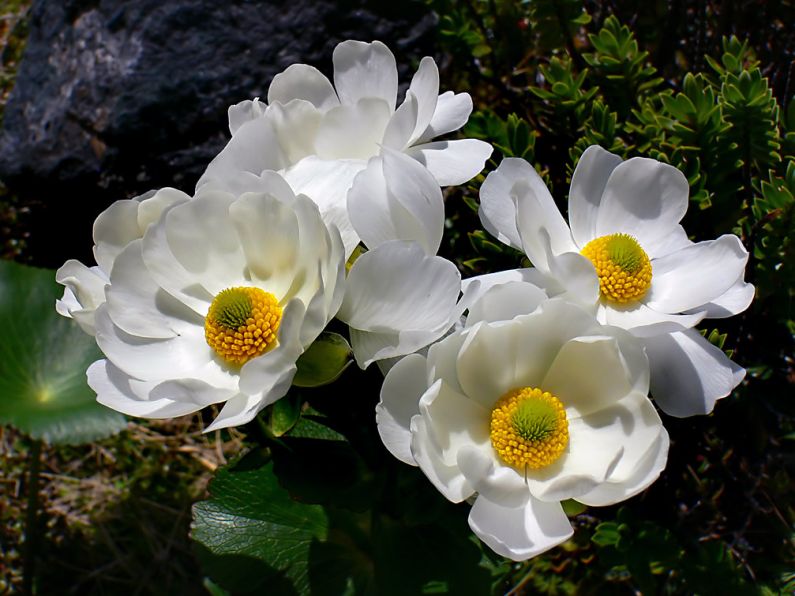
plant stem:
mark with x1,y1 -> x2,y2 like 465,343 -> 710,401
22,439 -> 42,596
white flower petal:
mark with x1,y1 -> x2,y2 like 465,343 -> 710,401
688,277 -> 755,318
457,301 -> 597,408
578,429 -> 669,506
542,336 -> 639,417
645,235 -> 749,313
419,380 -> 490,466
315,98 -> 393,160
92,200 -> 143,272
55,260 -> 108,335
333,40 -> 398,111
282,156 -> 365,258
348,151 -> 444,254
457,445 -> 529,508
568,145 -> 623,247
204,393 -> 266,432
339,241 -> 460,331
229,192 -> 303,299
465,280 -> 547,327
382,91 -> 419,151
228,98 -> 266,135
89,360 -> 199,419
267,64 -> 340,111
410,416 -> 474,503
197,117 -> 288,194
468,494 -> 573,562
461,268 -> 551,308
267,100 -> 323,164
417,90 -> 473,143
526,390 -> 662,502
513,164 -> 577,269
238,299 -> 305,396
106,240 -> 201,339
406,56 -> 440,144
407,139 -> 492,186
643,329 -> 745,417
478,158 -> 530,250
376,354 -> 428,465
595,157 -> 689,254
602,302 -> 706,336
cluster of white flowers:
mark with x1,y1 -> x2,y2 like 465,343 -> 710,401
56,40 -> 752,561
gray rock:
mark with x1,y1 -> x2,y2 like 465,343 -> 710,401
0,0 -> 437,265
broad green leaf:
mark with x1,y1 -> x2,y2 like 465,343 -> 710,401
293,332 -> 353,388
0,260 -> 126,444
192,456 -> 328,595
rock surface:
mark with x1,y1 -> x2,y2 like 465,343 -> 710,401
0,0 -> 437,266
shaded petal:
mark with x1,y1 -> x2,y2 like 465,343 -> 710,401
315,98 -> 393,160
228,98 -> 266,135
92,200 -> 142,272
419,380 -> 490,466
457,445 -> 529,508
408,139 -> 492,186
339,241 -> 460,331
382,91 -> 418,151
238,299 -> 305,396
204,393 -> 266,432
461,268 -> 551,306
89,360 -> 199,419
468,494 -> 573,561
55,260 -> 108,335
645,235 -> 749,313
542,336 -> 640,417
569,145 -> 623,247
478,158 -> 527,250
406,56 -> 440,144
267,64 -> 339,111
513,166 -> 577,269
526,391 -> 662,502
456,301 -> 598,408
376,354 -> 428,465
106,240 -> 202,339
578,429 -> 669,506
282,156 -> 365,258
466,280 -> 547,327
417,91 -> 473,143
348,151 -> 444,254
643,329 -> 745,417
601,302 -> 706,336
196,117 -> 288,194
595,157 -> 689,255
333,40 -> 398,110
411,416 -> 474,502
267,100 -> 323,164
688,277 -> 754,319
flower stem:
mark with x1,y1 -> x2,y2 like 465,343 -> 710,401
22,439 -> 42,596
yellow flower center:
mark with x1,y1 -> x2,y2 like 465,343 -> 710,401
205,287 -> 282,366
490,387 -> 569,470
580,233 -> 652,303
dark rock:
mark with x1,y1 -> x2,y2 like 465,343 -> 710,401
0,0 -> 437,267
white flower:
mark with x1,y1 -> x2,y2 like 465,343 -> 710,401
337,241 -> 470,369
56,188 -> 190,335
377,297 -> 668,561
198,39 -> 493,257
476,146 -> 753,417
86,174 -> 345,431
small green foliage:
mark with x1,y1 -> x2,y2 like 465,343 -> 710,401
527,0 -> 590,53
583,15 -> 663,117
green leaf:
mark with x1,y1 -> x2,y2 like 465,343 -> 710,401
293,332 -> 353,388
192,456 -> 329,595
270,392 -> 302,437
0,260 -> 126,445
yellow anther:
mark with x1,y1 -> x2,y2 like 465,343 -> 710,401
490,387 -> 568,470
580,233 -> 652,303
205,287 -> 282,366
